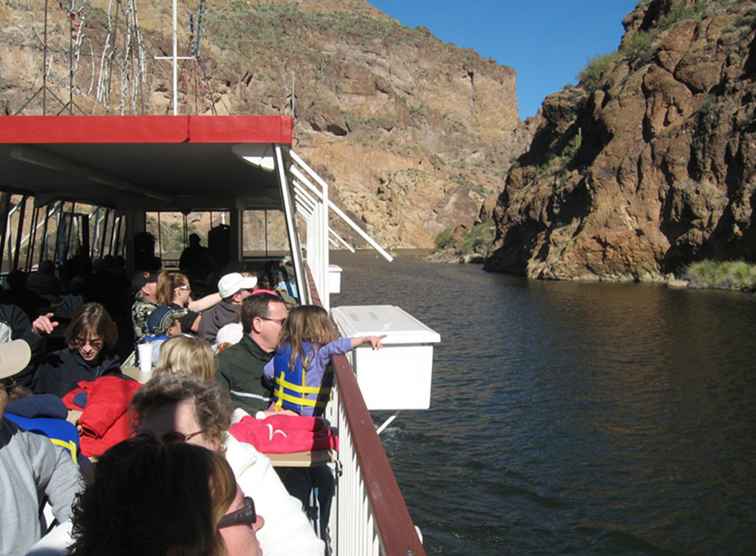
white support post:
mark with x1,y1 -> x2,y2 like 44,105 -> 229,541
274,145 -> 307,304
320,163 -> 329,311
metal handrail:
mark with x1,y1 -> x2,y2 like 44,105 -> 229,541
307,270 -> 426,556
330,354 -> 426,556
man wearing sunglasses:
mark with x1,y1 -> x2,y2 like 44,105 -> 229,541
217,292 -> 289,415
1,340 -> 81,556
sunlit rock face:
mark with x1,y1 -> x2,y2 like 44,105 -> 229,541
486,0 -> 756,280
0,0 -> 523,249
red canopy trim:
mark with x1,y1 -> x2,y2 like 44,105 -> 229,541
0,115 -> 293,145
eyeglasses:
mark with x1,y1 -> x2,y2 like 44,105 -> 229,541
73,337 -> 104,349
218,496 -> 257,530
258,316 -> 286,327
160,430 -> 206,444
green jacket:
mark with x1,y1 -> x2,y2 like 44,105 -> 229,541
216,335 -> 275,414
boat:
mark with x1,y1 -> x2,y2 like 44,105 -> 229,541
0,113 -> 433,556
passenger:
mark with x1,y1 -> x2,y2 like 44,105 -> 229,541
131,373 -> 324,556
1,340 -> 81,556
154,335 -> 217,381
0,303 -> 58,387
33,303 -> 121,397
156,271 -> 221,334
130,270 -> 159,340
215,322 -> 244,353
216,293 -> 288,414
26,260 -> 60,298
264,305 -> 383,417
68,433 -> 262,556
179,233 -> 216,287
264,260 -> 299,300
198,272 -> 258,344
1,270 -> 46,321
140,305 -> 189,368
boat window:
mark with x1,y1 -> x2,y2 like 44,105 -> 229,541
242,209 -> 288,258
0,192 -> 120,275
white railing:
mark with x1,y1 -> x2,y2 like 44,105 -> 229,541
287,149 -> 394,310
329,384 -> 381,556
323,353 -> 426,556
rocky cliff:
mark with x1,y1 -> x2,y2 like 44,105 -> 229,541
0,0 -> 523,249
485,0 -> 755,281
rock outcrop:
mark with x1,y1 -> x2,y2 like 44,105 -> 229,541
0,0 -> 523,249
486,0 -> 755,280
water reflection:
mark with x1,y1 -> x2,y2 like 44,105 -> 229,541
332,252 -> 756,555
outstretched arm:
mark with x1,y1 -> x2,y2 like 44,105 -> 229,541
188,292 -> 222,312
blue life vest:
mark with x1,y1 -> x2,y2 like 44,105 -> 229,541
272,342 -> 330,415
5,413 -> 80,463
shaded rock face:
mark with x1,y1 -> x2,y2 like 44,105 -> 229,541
486,0 -> 756,281
0,0 -> 522,249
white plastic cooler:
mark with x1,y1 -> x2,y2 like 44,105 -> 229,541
330,305 -> 440,410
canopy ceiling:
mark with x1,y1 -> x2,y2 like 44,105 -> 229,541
0,115 -> 293,211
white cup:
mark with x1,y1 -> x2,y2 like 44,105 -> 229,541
137,343 -> 152,377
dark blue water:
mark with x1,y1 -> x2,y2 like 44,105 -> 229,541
332,251 -> 756,555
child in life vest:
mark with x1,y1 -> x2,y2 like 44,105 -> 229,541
263,305 -> 383,416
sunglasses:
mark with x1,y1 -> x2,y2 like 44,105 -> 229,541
218,496 -> 257,530
73,337 -> 104,349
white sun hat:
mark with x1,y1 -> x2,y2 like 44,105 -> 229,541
218,273 -> 258,299
0,339 -> 32,381
215,322 -> 244,347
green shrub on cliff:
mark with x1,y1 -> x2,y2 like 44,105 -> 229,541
684,260 -> 756,292
435,227 -> 454,250
579,52 -> 620,91
621,31 -> 655,64
658,1 -> 707,30
461,221 -> 495,255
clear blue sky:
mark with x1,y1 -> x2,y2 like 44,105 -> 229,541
368,1 -> 639,120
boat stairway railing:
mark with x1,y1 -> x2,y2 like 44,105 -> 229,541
306,273 -> 426,556
286,149 -> 393,312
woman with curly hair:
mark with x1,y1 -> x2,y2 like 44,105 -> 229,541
33,302 -> 121,397
69,433 -> 262,556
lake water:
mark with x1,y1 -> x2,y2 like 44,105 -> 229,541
331,251 -> 756,555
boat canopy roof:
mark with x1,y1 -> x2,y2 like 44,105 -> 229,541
0,115 -> 293,211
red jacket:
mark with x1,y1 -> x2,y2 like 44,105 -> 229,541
229,414 -> 338,454
63,376 -> 141,457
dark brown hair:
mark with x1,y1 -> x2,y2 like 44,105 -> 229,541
69,434 -> 230,556
240,292 -> 283,334
65,303 -> 118,352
